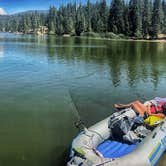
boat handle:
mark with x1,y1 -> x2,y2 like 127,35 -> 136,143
152,132 -> 157,139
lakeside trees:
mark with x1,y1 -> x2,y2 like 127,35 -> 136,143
151,0 -> 164,38
162,0 -> 166,33
108,0 -> 125,34
0,0 -> 166,39
0,11 -> 47,34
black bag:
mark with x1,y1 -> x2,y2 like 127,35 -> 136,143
162,103 -> 166,116
109,116 -> 134,141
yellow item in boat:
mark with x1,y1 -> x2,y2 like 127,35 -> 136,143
144,115 -> 163,126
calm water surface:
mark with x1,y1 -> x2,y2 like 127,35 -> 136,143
0,33 -> 166,166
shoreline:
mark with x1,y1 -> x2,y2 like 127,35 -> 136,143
74,36 -> 166,43
1,32 -> 166,43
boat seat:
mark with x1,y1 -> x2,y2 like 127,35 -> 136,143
97,140 -> 138,158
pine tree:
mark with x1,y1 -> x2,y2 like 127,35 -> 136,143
151,0 -> 163,38
91,2 -> 100,32
56,11 -> 64,35
129,0 -> 142,38
123,3 -> 130,36
99,0 -> 108,32
85,0 -> 92,32
142,0 -> 151,38
75,4 -> 85,36
108,0 -> 125,34
162,0 -> 166,33
32,12 -> 38,32
48,6 -> 57,34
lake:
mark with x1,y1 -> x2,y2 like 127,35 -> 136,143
0,33 -> 165,166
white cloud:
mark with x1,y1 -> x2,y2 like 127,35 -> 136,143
0,8 -> 7,15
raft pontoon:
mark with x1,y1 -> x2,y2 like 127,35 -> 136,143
67,108 -> 166,166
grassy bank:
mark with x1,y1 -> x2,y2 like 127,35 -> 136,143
8,31 -> 166,43
78,32 -> 166,43
80,32 -> 127,39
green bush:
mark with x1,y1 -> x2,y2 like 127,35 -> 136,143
80,32 -> 128,40
118,34 -> 126,39
48,31 -> 55,35
81,32 -> 100,38
99,33 -> 107,38
70,32 -> 76,36
105,32 -> 120,39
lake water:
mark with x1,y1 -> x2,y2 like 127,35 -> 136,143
0,33 -> 165,166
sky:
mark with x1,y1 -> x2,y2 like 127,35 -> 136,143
0,0 -> 111,15
0,0 -> 67,14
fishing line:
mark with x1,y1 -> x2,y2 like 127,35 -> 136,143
135,92 -> 148,101
68,89 -> 86,130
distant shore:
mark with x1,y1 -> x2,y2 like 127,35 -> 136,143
2,31 -> 166,43
76,36 -> 166,43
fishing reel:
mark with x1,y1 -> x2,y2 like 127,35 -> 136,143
74,120 -> 85,131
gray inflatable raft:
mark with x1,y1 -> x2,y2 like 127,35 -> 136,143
67,108 -> 166,166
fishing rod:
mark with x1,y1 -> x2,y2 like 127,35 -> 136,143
68,89 -> 86,131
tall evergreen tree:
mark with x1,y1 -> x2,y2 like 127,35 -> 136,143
48,6 -> 57,34
99,0 -> 108,32
162,0 -> 166,33
151,0 -> 163,38
128,0 -> 142,38
142,0 -> 151,38
85,0 -> 92,32
91,2 -> 100,32
75,4 -> 85,36
32,12 -> 38,32
123,3 -> 130,36
56,10 -> 64,35
108,0 -> 125,34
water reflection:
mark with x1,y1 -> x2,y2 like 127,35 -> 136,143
0,45 -> 4,59
0,34 -> 166,165
45,36 -> 166,91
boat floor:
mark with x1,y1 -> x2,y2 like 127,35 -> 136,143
97,140 -> 138,158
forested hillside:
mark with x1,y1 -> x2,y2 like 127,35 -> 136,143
0,0 -> 166,39
0,11 -> 48,34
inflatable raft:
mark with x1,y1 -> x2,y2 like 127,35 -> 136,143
67,108 -> 166,166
